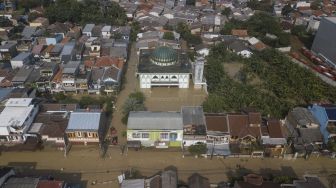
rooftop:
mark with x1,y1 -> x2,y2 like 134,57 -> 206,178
128,111 -> 183,130
66,111 -> 102,131
205,114 -> 228,133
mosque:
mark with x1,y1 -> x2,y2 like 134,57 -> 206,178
137,46 -> 205,89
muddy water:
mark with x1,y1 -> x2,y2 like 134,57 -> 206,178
141,84 -> 207,111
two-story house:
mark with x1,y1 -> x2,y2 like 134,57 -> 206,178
0,98 -> 39,143
127,111 -> 184,148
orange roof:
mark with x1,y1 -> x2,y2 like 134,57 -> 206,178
60,37 -> 70,44
52,69 -> 63,82
86,56 -> 124,69
43,44 -> 55,54
231,29 -> 248,37
253,42 -> 267,51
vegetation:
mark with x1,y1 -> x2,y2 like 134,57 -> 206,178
163,31 -> 175,40
327,174 -> 336,188
291,25 -> 315,48
281,4 -> 293,16
247,0 -> 273,13
45,0 -> 127,25
327,140 -> 336,152
188,143 -> 207,157
273,176 -> 295,184
176,22 -> 202,46
220,13 -> 290,47
221,7 -> 232,17
130,21 -> 141,42
203,43 -> 336,117
0,17 -> 12,27
122,91 -> 146,124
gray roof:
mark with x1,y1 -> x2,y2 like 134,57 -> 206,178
11,52 -> 32,61
83,24 -> 95,33
66,112 -> 102,131
162,170 -> 177,188
127,111 -> 183,130
63,61 -> 80,74
290,107 -> 319,126
0,42 -> 16,50
297,128 -> 323,144
121,179 -> 145,188
110,46 -> 127,59
12,66 -> 34,82
2,177 -> 39,188
181,106 -> 205,126
293,176 -> 326,188
21,26 -> 37,38
325,16 -> 336,24
61,42 -> 76,56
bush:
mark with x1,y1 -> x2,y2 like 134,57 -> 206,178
163,32 -> 175,40
273,176 -> 294,184
188,143 -> 207,156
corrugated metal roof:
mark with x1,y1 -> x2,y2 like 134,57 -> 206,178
127,111 -> 183,130
121,179 -> 145,188
66,112 -> 101,131
3,177 -> 39,188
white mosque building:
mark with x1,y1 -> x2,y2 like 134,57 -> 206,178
137,46 -> 205,89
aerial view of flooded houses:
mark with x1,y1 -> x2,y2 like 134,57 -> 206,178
0,0 -> 335,187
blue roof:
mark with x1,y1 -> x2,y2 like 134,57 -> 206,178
66,112 -> 101,131
0,88 -> 13,102
325,107 -> 336,121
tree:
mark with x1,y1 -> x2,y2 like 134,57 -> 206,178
188,143 -> 207,156
175,22 -> 202,46
79,96 -> 99,108
311,0 -> 321,10
130,21 -> 141,42
327,174 -> 336,188
122,91 -> 146,124
221,7 -> 232,17
163,31 -> 175,40
281,4 -> 293,16
327,140 -> 336,152
273,176 -> 294,184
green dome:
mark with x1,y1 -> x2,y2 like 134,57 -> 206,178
150,46 -> 177,66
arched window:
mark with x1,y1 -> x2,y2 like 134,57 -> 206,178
171,76 -> 177,79
153,76 -> 158,79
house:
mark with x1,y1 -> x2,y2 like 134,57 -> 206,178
89,39 -> 101,57
261,119 -> 287,157
127,111 -> 184,148
309,104 -> 336,143
205,114 -> 231,156
47,22 -> 71,37
32,112 -> 69,148
2,177 -> 39,188
0,42 -> 17,61
89,66 -> 122,94
227,111 -> 262,144
231,29 -> 249,40
60,41 -> 76,64
82,24 -> 95,37
29,17 -> 49,27
285,107 -> 323,145
65,111 -> 104,145
181,106 -> 207,146
61,61 -> 80,92
248,37 -> 267,51
234,174 -> 281,188
284,175 -> 326,188
11,66 -> 34,87
37,180 -> 65,188
225,40 -> 253,58
10,52 -> 33,69
0,98 -> 39,143
121,179 -> 145,188
101,25 -> 112,39
188,173 -> 210,188
0,167 -> 15,187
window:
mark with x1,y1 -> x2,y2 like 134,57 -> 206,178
76,132 -> 82,137
160,133 -> 169,140
142,133 -> 149,138
87,132 -> 92,137
170,133 -> 177,141
132,133 -> 141,138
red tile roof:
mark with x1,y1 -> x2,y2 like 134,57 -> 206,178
85,56 -> 124,69
231,29 -> 248,37
37,180 -> 64,188
227,114 -> 261,139
205,114 -> 228,132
